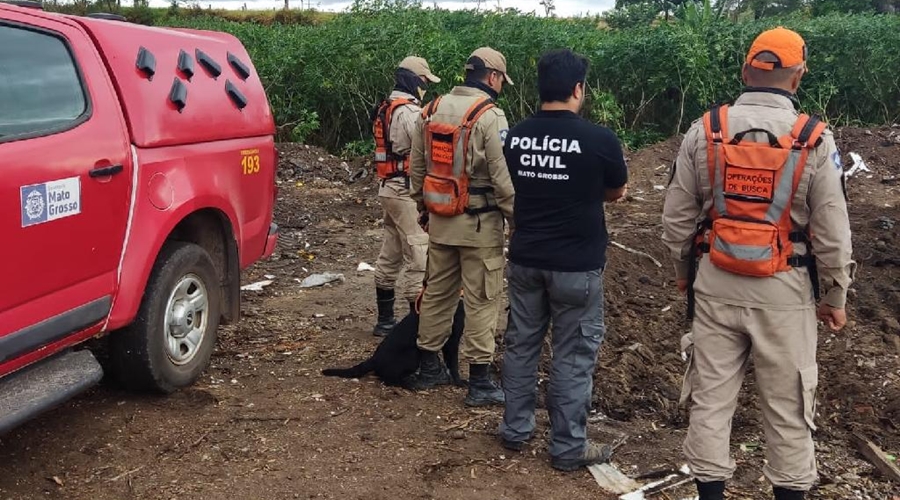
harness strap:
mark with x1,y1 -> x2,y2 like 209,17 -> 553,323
422,96 -> 442,120
463,98 -> 496,127
790,113 -> 827,149
788,231 -> 808,243
706,104 -> 729,143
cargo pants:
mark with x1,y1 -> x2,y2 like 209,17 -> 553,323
681,297 -> 819,490
374,196 -> 429,303
416,242 -> 506,364
499,262 -> 606,460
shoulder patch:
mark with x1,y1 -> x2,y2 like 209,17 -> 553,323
499,129 -> 509,146
832,151 -> 843,171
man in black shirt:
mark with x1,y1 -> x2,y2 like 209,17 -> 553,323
499,48 -> 628,472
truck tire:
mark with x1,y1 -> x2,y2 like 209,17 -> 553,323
110,241 -> 221,393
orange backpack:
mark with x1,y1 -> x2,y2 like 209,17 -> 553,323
373,98 -> 414,180
696,104 -> 827,278
420,95 -> 498,217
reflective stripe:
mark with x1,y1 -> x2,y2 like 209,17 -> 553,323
425,192 -> 452,205
453,129 -> 466,177
765,148 -> 801,223
712,144 -> 727,215
714,238 -> 772,261
375,152 -> 387,162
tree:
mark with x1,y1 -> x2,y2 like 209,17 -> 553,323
539,0 -> 556,16
604,1 -> 659,27
615,0 -> 687,20
811,0 -> 897,14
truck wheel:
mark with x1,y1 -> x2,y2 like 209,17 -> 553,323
111,242 -> 221,393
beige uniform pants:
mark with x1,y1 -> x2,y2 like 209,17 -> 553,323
374,196 -> 428,303
417,242 -> 506,364
681,297 -> 819,490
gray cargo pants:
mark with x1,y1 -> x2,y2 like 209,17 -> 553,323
499,262 -> 606,460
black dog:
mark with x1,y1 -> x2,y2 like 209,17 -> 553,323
322,300 -> 465,389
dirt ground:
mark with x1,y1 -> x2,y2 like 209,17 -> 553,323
1,127 -> 898,500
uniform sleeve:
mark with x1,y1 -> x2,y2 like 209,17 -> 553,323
599,128 -> 628,189
482,109 -> 515,230
661,122 -> 704,281
807,131 -> 857,308
389,104 -> 421,157
409,109 -> 426,211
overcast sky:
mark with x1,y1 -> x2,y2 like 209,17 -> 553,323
150,0 -> 617,17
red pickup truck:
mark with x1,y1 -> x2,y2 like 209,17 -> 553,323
0,2 -> 278,432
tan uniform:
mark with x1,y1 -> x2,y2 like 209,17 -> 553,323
410,85 -> 515,363
662,91 -> 856,490
374,91 -> 429,303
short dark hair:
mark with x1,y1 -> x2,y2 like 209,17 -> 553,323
465,67 -> 492,82
537,49 -> 589,103
465,56 -> 494,83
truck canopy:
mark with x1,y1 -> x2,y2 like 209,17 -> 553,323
69,15 -> 275,148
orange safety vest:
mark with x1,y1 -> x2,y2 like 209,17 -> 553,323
420,95 -> 499,217
696,103 -> 826,278
373,97 -> 413,180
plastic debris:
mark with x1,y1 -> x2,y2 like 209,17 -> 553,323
619,464 -> 694,500
739,442 -> 761,452
844,152 -> 872,179
610,241 -> 663,268
587,463 -> 640,494
241,280 -> 273,291
357,262 -> 376,272
298,272 -> 344,288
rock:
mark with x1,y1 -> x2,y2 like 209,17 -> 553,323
840,471 -> 860,482
884,334 -> 900,353
449,430 -> 466,440
876,240 -> 888,250
882,317 -> 900,334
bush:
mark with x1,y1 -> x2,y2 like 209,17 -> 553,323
161,8 -> 900,151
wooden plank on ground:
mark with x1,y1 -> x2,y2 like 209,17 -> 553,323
851,433 -> 900,484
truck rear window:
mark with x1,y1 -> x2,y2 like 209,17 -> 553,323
0,24 -> 87,141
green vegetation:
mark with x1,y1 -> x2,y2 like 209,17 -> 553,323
45,0 -> 900,150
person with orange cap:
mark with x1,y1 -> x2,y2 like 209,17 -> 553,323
371,56 -> 441,336
662,27 -> 856,500
408,47 -> 515,407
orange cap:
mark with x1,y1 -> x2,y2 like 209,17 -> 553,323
745,27 -> 807,71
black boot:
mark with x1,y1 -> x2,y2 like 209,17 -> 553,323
465,364 -> 505,407
373,287 -> 396,337
773,487 -> 804,500
695,480 -> 725,500
411,350 -> 451,390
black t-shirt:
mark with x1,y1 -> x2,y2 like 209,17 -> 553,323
503,110 -> 627,272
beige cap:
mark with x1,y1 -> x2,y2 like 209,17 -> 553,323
464,47 -> 514,85
398,56 -> 441,83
